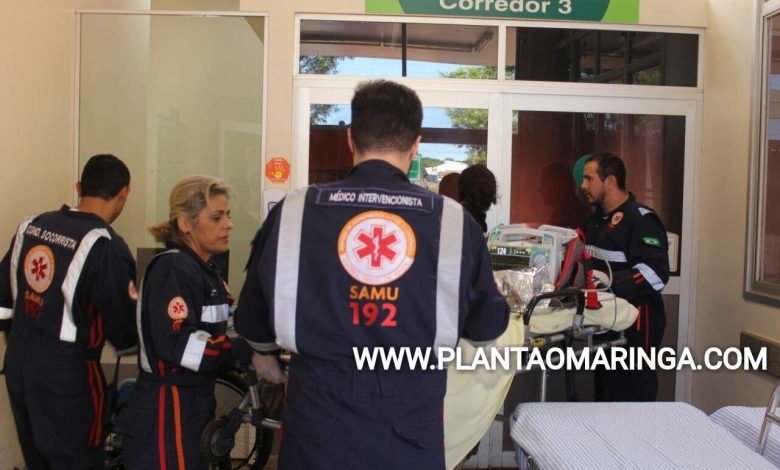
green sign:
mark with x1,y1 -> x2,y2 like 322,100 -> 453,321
408,155 -> 422,181
366,0 -> 639,23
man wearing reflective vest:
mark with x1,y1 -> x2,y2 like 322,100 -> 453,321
236,80 -> 509,469
0,154 -> 138,469
580,152 -> 670,401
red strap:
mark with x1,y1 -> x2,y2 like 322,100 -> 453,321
635,305 -> 642,331
171,386 -> 186,470
86,360 -> 102,448
585,270 -> 601,309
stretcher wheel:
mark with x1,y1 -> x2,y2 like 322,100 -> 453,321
200,373 -> 275,469
200,415 -> 274,470
201,417 -> 234,462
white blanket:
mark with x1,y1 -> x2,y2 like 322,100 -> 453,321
511,402 -> 777,469
443,314 -> 525,469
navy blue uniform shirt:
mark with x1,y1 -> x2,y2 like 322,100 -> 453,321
236,159 -> 509,361
0,205 -> 137,350
583,193 -> 670,304
135,244 -> 232,386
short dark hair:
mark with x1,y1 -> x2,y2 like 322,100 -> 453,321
350,80 -> 422,153
459,163 -> 497,212
586,153 -> 626,190
80,154 -> 130,199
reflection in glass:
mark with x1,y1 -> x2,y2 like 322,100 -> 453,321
509,110 -> 685,266
308,106 -> 488,189
299,20 -> 497,79
506,27 -> 698,86
78,14 -> 265,292
759,16 -> 780,283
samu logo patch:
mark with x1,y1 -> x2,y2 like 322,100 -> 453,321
24,245 -> 55,293
338,210 -> 416,285
167,296 -> 188,320
643,237 -> 661,247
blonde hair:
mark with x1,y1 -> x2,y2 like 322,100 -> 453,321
148,176 -> 230,244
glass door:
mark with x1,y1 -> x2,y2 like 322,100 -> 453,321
294,82 -> 700,465
293,85 -> 503,227
502,94 -> 695,280
294,84 -> 699,400
78,12 -> 267,293
504,93 -> 698,404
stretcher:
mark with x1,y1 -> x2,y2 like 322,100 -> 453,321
443,288 -> 639,469
509,402 -> 777,470
710,381 -> 780,468
710,406 -> 780,468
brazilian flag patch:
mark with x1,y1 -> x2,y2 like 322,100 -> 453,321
643,237 -> 661,247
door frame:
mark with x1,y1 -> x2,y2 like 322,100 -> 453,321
293,73 -> 702,402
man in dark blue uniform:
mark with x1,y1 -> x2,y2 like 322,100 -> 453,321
580,153 -> 670,401
0,154 -> 138,469
236,80 -> 509,469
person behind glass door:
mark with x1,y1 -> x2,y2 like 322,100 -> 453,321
117,176 -> 235,470
0,154 -> 137,470
438,171 -> 460,201
459,163 -> 497,233
580,153 -> 670,401
538,162 -> 591,228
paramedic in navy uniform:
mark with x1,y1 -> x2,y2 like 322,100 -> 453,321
0,154 -> 137,469
235,80 -> 510,470
580,153 -> 670,401
117,176 -> 234,470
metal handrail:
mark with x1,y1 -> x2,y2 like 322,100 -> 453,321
757,382 -> 780,454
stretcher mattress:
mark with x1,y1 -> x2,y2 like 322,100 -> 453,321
710,406 -> 780,468
528,292 -> 638,334
511,402 -> 777,469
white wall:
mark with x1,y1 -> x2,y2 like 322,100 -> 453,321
691,0 -> 779,413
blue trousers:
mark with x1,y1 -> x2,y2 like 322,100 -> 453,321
117,379 -> 215,470
4,336 -> 105,470
280,356 -> 447,470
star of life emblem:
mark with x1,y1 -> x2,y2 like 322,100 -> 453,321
167,296 -> 188,320
338,211 -> 416,285
24,245 -> 55,293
